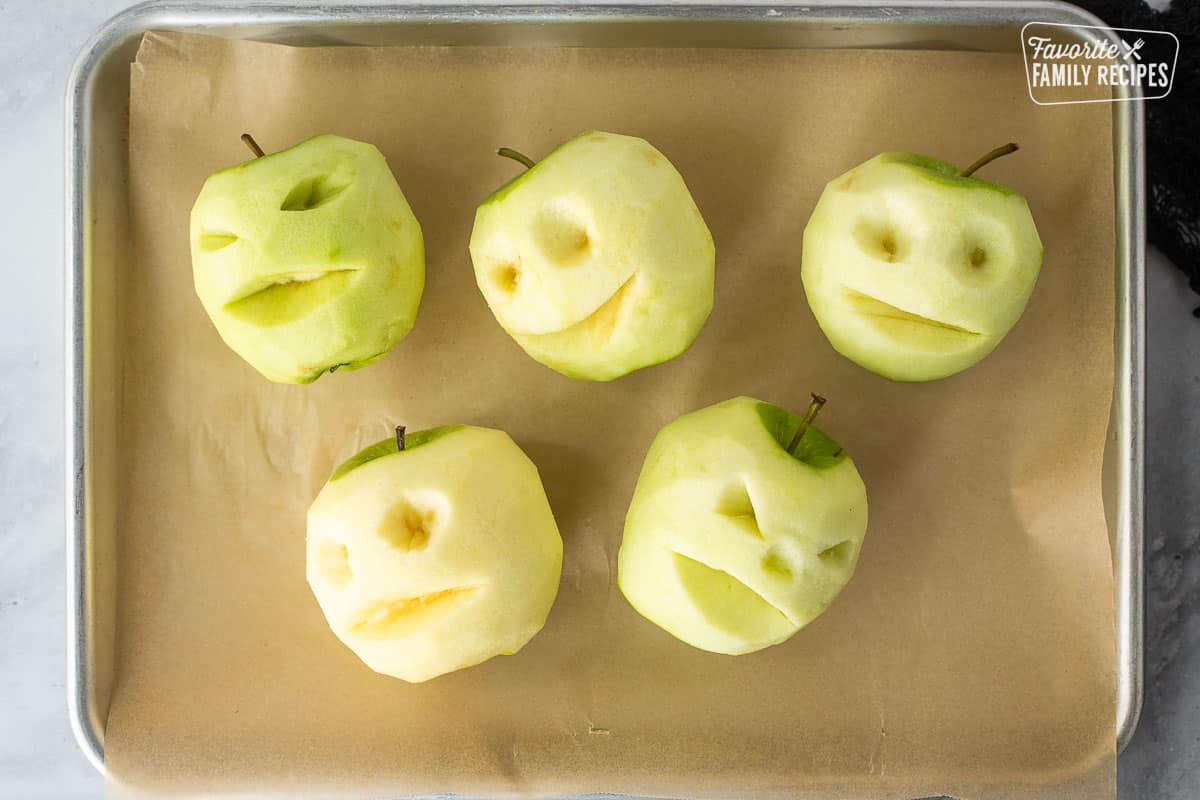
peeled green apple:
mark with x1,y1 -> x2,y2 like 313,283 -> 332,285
191,134 -> 425,383
618,395 -> 868,655
802,144 -> 1043,382
469,130 -> 715,381
307,425 -> 562,682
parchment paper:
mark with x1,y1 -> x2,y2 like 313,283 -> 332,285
109,32 -> 1117,799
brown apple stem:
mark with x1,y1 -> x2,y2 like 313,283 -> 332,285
961,142 -> 1018,178
395,425 -> 406,452
241,133 -> 266,158
497,147 -> 536,170
787,394 -> 827,454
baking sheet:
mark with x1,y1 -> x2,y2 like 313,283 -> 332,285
107,32 -> 1117,799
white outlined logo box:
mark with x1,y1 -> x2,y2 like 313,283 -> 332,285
1021,22 -> 1179,106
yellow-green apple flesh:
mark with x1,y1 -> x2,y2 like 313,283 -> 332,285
469,131 -> 714,381
307,425 -> 562,682
191,134 -> 424,383
619,396 -> 868,655
802,147 -> 1042,382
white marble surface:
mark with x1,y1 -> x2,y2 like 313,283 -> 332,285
1,4 -> 136,797
0,1 -> 1196,798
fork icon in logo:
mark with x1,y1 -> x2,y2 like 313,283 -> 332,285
1121,38 -> 1145,61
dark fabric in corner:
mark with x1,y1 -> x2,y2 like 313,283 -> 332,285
1075,0 -> 1200,312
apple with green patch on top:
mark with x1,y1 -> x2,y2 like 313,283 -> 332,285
190,133 -> 424,383
802,143 -> 1043,382
307,424 -> 563,682
469,130 -> 715,381
618,395 -> 868,655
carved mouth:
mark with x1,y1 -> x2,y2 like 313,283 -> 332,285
523,270 -> 641,343
671,550 -> 794,625
223,269 -> 360,326
347,585 -> 483,640
840,286 -> 982,336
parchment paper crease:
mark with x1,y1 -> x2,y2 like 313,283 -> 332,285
108,32 -> 1117,800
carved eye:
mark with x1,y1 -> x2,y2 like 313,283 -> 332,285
491,259 -> 521,295
954,220 -> 1013,286
198,231 -> 238,251
313,537 -> 353,588
378,497 -> 439,551
715,479 -> 763,540
376,492 -> 450,552
280,174 -> 351,211
532,198 -> 592,265
817,540 -> 855,566
852,216 -> 906,263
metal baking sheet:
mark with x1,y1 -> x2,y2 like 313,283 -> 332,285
66,0 -> 1144,779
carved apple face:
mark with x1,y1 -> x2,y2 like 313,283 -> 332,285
469,131 -> 715,381
801,152 -> 1043,382
190,134 -> 424,383
307,426 -> 563,682
618,396 -> 869,655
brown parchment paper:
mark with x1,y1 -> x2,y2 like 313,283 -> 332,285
108,32 -> 1117,800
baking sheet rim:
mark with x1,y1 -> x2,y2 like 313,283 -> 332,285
64,0 -> 1145,777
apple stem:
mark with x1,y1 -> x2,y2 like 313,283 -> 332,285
497,147 -> 536,170
787,394 -> 827,454
961,142 -> 1018,178
241,133 -> 266,159
395,425 -> 406,452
